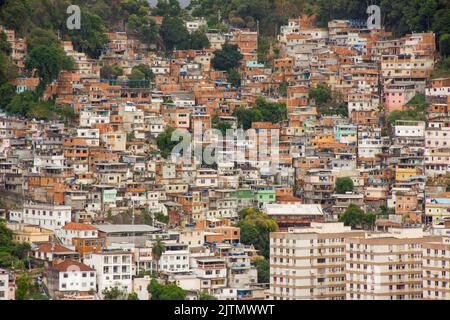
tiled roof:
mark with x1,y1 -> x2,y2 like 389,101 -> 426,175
36,243 -> 75,253
52,259 -> 95,272
62,222 -> 98,231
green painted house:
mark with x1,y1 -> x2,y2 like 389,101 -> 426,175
255,186 -> 276,205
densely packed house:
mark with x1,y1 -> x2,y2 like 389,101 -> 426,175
1,13 -> 449,300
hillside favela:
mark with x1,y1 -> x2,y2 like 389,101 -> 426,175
1,0 -> 450,302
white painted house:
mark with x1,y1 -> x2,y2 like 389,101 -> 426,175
46,260 -> 96,296
84,251 -> 133,296
20,204 -> 72,231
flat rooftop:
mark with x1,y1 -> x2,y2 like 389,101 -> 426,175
95,224 -> 160,234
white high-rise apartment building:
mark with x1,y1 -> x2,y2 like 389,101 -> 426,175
345,228 -> 440,300
270,222 -> 364,300
422,237 -> 450,300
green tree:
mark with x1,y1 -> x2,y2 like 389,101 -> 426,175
198,291 -> 217,300
253,258 -> 269,283
227,69 -> 241,88
309,84 -> 332,106
272,47 -> 280,58
11,242 -> 31,261
387,94 -> 428,124
387,110 -> 404,124
439,34 -> 450,57
378,205 -> 395,218
154,212 -> 169,224
148,278 -> 162,299
157,283 -> 186,300
160,16 -> 191,51
154,0 -> 182,17
432,9 -> 450,38
128,14 -> 159,46
15,275 -> 33,300
5,91 -> 58,120
0,82 -> 16,110
339,204 -> 376,230
100,65 -> 123,80
4,91 -> 37,117
234,97 -> 287,130
0,252 -> 17,269
56,104 -> 76,123
255,97 -> 287,124
309,84 -> 348,117
25,44 -> 74,91
15,274 -> 48,300
407,93 -> 428,110
127,292 -> 139,300
189,30 -> 210,50
212,44 -> 243,71
140,208 -> 152,225
432,56 -> 450,78
279,81 -> 289,97
234,107 -> 262,130
156,127 -> 184,158
335,177 -> 354,194
212,116 -> 232,136
257,36 -> 271,65
0,0 -> 33,35
128,68 -> 145,81
237,208 -> 279,259
131,64 -> 155,81
0,31 -> 12,56
0,52 -> 16,86
419,0 -> 438,30
152,237 -> 166,276
0,222 -> 13,247
340,204 -> 363,228
102,286 -> 128,300
100,65 -> 114,79
112,66 -> 124,78
0,31 -> 15,86
148,278 -> 186,300
119,0 -> 151,19
67,9 -> 109,59
26,28 -> 59,52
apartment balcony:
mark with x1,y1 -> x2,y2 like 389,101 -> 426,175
313,290 -> 346,299
313,281 -> 346,288
198,264 -> 226,269
303,193 -> 332,201
230,263 -> 250,270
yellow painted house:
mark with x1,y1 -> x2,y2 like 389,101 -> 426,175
395,167 -> 417,182
7,223 -> 54,244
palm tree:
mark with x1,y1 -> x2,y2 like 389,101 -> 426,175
152,237 -> 165,276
